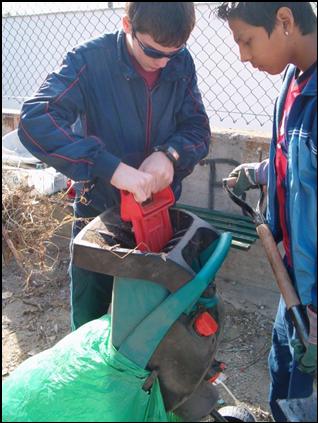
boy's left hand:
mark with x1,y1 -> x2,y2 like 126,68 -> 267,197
291,305 -> 317,374
292,341 -> 317,374
139,152 -> 174,193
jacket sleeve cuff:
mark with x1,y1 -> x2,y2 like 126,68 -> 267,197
91,151 -> 121,181
255,159 -> 269,185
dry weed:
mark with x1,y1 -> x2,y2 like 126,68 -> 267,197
2,181 -> 75,286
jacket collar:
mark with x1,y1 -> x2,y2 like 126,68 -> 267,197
285,63 -> 317,97
116,30 -> 189,82
302,63 -> 317,96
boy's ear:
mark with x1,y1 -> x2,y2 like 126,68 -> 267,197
122,16 -> 132,35
276,7 -> 295,35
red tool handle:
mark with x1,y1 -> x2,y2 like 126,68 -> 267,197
120,187 -> 175,220
120,187 -> 175,253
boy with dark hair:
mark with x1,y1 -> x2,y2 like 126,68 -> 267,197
216,3 -> 316,422
19,3 -> 210,330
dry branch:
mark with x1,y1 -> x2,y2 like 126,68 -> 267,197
2,181 -> 76,285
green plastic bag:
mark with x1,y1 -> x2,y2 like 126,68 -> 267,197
2,315 -> 179,422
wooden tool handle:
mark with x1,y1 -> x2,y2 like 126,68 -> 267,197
256,224 -> 300,308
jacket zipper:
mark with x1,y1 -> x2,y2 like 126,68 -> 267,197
284,94 -> 303,271
145,87 -> 152,155
144,81 -> 160,156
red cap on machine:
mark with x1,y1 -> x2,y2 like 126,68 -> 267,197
194,312 -> 218,336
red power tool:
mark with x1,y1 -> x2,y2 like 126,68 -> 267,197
120,187 -> 175,253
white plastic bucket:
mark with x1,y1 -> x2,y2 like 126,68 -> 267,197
2,129 -> 41,166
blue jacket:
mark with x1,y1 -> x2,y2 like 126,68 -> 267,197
267,64 -> 317,307
18,31 -> 210,216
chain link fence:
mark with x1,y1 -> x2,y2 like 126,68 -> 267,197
2,2 -> 317,131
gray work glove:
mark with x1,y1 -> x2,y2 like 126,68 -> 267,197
228,159 -> 269,197
291,305 -> 317,374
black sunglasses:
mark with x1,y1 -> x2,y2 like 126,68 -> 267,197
133,31 -> 186,59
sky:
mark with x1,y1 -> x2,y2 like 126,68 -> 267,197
2,2 -> 124,16
3,2 -> 316,17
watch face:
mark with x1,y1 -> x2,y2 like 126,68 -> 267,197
154,145 -> 179,163
167,146 -> 179,162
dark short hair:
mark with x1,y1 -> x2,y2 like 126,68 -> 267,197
215,2 -> 317,36
125,2 -> 195,47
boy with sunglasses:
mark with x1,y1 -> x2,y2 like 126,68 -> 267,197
18,3 -> 210,331
216,3 -> 317,422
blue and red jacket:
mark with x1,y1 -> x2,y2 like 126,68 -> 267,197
18,30 -> 211,216
267,63 -> 317,308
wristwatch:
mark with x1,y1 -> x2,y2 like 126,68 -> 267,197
153,145 -> 180,164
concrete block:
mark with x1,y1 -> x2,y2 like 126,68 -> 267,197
179,128 -> 271,212
2,109 -> 20,136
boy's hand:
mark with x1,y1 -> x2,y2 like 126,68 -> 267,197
292,341 -> 317,374
110,162 -> 155,203
226,159 -> 269,197
291,305 -> 317,374
139,151 -> 174,193
227,163 -> 259,197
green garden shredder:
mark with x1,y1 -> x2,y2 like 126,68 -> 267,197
72,187 -> 234,421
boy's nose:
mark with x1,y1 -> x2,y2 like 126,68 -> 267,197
157,57 -> 170,68
239,46 -> 252,63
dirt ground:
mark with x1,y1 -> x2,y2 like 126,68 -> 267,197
2,237 -> 274,422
